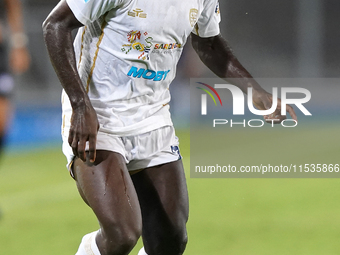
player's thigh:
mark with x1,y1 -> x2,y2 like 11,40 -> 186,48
131,160 -> 189,241
73,150 -> 142,235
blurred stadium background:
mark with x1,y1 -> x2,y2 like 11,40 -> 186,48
1,0 -> 340,254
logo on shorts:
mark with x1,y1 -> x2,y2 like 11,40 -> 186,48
171,145 -> 182,160
189,8 -> 199,27
128,8 -> 147,18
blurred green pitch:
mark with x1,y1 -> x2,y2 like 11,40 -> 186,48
1,128 -> 340,255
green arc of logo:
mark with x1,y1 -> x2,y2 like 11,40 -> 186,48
196,87 -> 217,106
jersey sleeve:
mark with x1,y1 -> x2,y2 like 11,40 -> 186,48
66,0 -> 122,25
192,0 -> 221,38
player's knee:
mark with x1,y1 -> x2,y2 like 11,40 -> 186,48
171,230 -> 188,255
101,220 -> 142,255
148,228 -> 188,255
107,233 -> 139,255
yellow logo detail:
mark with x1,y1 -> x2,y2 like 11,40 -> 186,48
189,8 -> 199,27
132,42 -> 145,52
128,8 -> 147,18
215,3 -> 220,15
121,31 -> 153,60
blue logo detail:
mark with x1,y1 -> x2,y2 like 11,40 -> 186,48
84,0 -> 90,3
171,145 -> 182,160
127,66 -> 170,81
215,2 -> 220,14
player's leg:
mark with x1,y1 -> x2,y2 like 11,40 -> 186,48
0,41 -> 12,154
131,160 -> 189,255
72,150 -> 142,255
0,96 -> 11,157
0,73 -> 14,157
0,96 -> 9,220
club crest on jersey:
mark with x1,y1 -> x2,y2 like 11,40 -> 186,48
189,8 -> 199,27
215,2 -> 220,14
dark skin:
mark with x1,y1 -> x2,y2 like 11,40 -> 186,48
43,1 -> 297,255
73,152 -> 189,255
43,0 -> 98,163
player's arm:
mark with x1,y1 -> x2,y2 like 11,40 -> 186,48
42,0 -> 98,162
191,33 -> 297,122
4,0 -> 30,74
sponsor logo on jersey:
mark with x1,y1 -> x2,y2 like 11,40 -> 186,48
127,66 -> 170,81
128,8 -> 147,18
189,8 -> 199,27
153,43 -> 182,50
121,30 -> 183,59
121,30 -> 153,60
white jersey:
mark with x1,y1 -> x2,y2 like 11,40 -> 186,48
63,0 -> 221,136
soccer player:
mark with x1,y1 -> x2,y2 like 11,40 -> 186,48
43,1 -> 297,255
0,0 -> 30,156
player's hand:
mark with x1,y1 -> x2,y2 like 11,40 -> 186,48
68,102 -> 99,163
252,88 -> 297,124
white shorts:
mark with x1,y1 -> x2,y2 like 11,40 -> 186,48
62,125 -> 182,173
